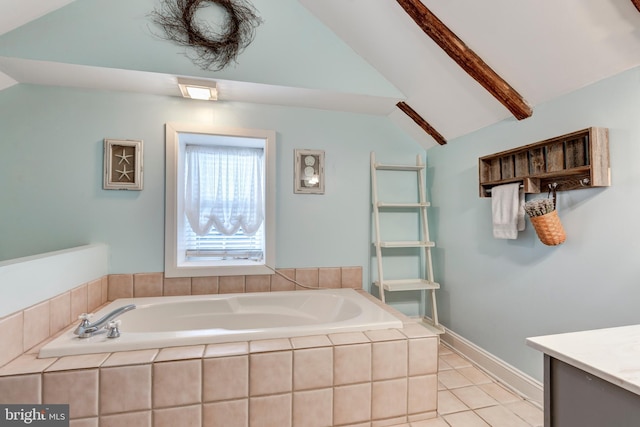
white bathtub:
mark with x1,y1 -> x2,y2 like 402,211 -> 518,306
39,288 -> 403,358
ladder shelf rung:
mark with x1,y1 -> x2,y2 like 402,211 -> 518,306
373,279 -> 440,292
377,241 -> 435,248
374,163 -> 424,171
377,202 -> 430,208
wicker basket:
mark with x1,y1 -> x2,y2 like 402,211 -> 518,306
529,210 -> 566,246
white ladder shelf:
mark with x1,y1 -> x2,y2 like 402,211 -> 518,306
371,152 -> 443,333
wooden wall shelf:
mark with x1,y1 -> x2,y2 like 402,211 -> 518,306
479,127 -> 610,197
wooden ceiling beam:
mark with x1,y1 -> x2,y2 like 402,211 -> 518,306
396,0 -> 533,121
632,0 -> 640,13
397,101 -> 447,145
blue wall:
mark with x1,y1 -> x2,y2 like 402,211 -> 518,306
427,65 -> 640,380
0,84 -> 423,288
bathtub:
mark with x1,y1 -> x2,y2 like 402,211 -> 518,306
39,288 -> 403,358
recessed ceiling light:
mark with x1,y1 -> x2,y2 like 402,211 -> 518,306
177,78 -> 218,101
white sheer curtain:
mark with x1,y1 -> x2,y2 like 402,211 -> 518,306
185,145 -> 264,236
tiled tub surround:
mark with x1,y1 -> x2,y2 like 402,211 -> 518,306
0,266 -> 440,426
0,325 -> 438,427
0,267 -> 363,368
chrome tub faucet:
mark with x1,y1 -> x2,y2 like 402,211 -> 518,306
74,304 -> 136,338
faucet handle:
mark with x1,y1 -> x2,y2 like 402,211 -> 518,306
107,320 -> 122,339
77,313 -> 93,329
74,313 -> 94,336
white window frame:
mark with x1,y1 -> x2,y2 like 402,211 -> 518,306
164,122 -> 276,277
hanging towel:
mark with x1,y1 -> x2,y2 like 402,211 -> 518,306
491,183 -> 525,239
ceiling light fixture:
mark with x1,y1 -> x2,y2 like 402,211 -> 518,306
177,78 -> 218,101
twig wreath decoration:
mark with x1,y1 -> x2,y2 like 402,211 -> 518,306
152,0 -> 262,71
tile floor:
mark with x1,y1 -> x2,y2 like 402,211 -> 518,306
396,342 -> 544,427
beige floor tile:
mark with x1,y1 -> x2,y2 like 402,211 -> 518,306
451,386 -> 499,410
438,369 -> 474,389
505,400 -> 544,427
439,352 -> 472,369
437,390 -> 468,415
478,382 -> 523,404
410,418 -> 450,426
438,344 -> 454,355
438,358 -> 453,371
456,366 -> 493,385
475,405 -> 530,427
443,410 -> 490,427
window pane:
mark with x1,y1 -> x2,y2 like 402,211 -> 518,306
183,144 -> 265,262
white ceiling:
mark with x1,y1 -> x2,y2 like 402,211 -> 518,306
300,0 -> 640,143
0,0 -> 74,35
0,0 -> 73,92
2,0 -> 640,148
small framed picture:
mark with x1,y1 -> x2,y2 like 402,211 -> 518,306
294,149 -> 325,194
103,139 -> 143,190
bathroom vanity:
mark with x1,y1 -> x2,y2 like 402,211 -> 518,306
527,324 -> 640,427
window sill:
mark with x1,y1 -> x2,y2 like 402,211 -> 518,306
164,262 -> 275,278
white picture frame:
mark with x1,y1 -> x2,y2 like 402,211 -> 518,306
103,138 -> 143,190
294,149 -> 325,194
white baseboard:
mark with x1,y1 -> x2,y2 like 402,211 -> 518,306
426,319 -> 544,407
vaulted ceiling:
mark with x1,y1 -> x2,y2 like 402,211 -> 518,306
2,0 -> 640,149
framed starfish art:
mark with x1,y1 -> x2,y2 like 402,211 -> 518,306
103,138 -> 143,190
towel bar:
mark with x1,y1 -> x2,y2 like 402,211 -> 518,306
485,184 -> 523,194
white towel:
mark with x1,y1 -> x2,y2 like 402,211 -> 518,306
491,183 -> 525,239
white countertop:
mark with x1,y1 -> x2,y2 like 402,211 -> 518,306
527,324 -> 640,396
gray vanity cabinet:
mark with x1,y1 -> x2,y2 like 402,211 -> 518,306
544,355 -> 640,426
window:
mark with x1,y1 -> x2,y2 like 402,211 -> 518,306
165,122 -> 275,277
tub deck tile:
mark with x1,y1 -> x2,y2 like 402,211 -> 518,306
155,345 -> 205,362
328,331 -> 370,346
290,335 -> 332,349
400,323 -> 438,339
45,353 -> 110,372
365,329 -> 407,342
102,349 -> 159,367
249,338 -> 292,353
0,353 -> 57,376
204,342 -> 249,358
